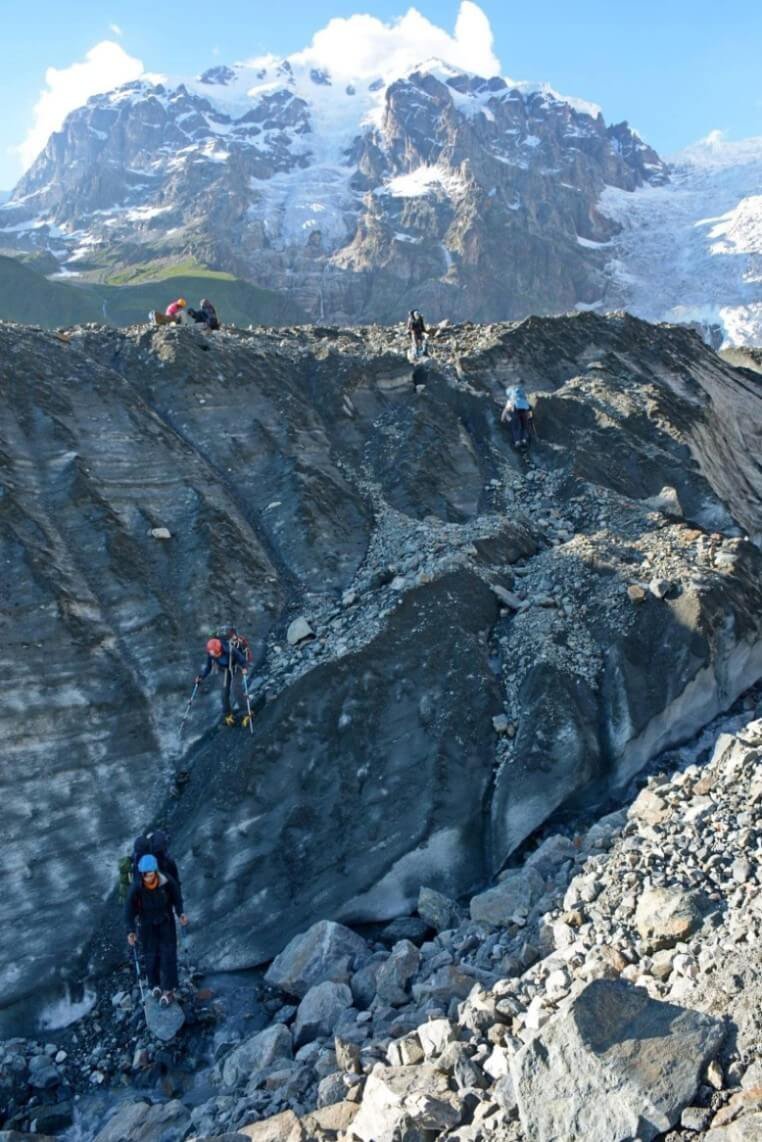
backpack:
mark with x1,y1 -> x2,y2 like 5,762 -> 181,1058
506,385 -> 530,410
118,831 -> 181,898
209,626 -> 252,670
202,301 -> 220,330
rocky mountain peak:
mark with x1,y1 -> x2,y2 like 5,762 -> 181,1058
0,46 -> 668,325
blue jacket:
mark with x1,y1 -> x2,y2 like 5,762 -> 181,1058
199,642 -> 247,679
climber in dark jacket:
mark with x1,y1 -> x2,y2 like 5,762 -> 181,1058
126,854 -> 188,1004
188,298 -> 220,330
196,637 -> 249,725
406,309 -> 427,356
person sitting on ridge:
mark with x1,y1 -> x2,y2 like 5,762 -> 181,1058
196,636 -> 249,726
126,854 -> 188,1007
501,383 -> 533,449
188,298 -> 220,330
406,309 -> 427,357
164,298 -> 189,324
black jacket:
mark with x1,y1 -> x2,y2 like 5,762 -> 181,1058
126,873 -> 183,931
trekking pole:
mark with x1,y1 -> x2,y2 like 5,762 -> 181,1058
132,942 -> 146,1005
180,682 -> 199,733
243,674 -> 254,736
179,924 -> 193,990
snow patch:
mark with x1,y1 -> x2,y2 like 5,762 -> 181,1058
38,985 -> 97,1031
380,165 -> 468,199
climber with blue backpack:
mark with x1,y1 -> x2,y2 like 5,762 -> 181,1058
501,384 -> 533,449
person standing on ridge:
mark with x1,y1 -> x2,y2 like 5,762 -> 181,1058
196,636 -> 249,726
407,310 -> 427,357
501,384 -> 533,449
126,854 -> 188,1006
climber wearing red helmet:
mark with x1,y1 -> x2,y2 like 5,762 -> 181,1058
195,634 -> 249,726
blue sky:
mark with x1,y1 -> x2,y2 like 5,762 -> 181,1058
1,0 -> 760,188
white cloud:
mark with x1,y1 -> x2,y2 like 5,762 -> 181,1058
288,1 -> 500,83
109,23 -> 123,36
19,40 -> 144,170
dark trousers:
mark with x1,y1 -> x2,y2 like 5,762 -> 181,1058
221,669 -> 243,715
222,669 -> 232,714
141,918 -> 178,990
511,409 -> 531,446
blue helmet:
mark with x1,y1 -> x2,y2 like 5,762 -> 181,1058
138,854 -> 158,874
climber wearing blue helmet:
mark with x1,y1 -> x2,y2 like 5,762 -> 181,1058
126,851 -> 188,1005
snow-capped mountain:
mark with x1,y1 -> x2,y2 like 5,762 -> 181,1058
1,22 -> 759,342
0,52 -> 664,324
599,132 -> 762,346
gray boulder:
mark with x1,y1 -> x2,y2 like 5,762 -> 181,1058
470,866 -> 545,927
93,1099 -> 191,1142
27,1053 -> 60,1089
220,1024 -> 293,1090
375,940 -> 420,1007
229,1110 -> 304,1141
511,979 -> 724,1142
350,1063 -> 458,1142
635,886 -> 702,951
294,981 -> 353,1048
265,920 -> 368,998
417,886 -> 463,932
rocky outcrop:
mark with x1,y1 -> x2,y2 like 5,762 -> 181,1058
1,311 -> 761,1038
512,979 -> 723,1141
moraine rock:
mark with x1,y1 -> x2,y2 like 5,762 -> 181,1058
220,1024 -> 293,1090
265,921 -> 369,999
470,867 -> 545,928
93,1099 -> 191,1142
293,981 -> 353,1048
511,979 -> 724,1142
350,1063 -> 459,1142
417,886 -> 463,933
229,1110 -> 304,1141
635,886 -> 702,951
374,940 -> 420,1007
286,618 -> 314,646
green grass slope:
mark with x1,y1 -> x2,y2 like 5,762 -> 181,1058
0,255 -> 306,328
0,255 -> 104,326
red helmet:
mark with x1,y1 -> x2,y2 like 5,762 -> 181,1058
206,638 -> 223,656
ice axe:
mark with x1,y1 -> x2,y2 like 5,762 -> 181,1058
180,681 -> 200,733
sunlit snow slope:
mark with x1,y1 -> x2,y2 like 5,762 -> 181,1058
600,133 -> 762,346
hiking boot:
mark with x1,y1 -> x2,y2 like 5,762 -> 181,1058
152,987 -> 161,1000
242,713 -> 253,728
223,713 -> 238,727
160,991 -> 174,1007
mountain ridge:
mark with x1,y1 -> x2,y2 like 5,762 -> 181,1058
0,53 -> 666,327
